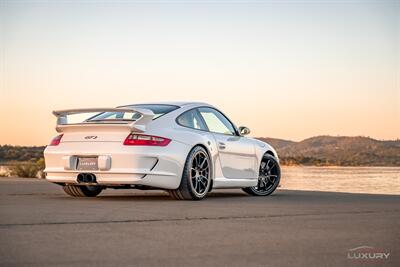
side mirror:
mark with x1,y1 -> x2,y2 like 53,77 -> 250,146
238,126 -> 251,136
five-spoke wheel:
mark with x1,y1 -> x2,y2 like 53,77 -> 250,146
190,150 -> 210,196
169,146 -> 211,200
242,154 -> 280,196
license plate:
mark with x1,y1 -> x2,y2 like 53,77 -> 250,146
77,157 -> 98,171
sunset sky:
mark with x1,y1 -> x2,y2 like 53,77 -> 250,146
1,0 -> 399,146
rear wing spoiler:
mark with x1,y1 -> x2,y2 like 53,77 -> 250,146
52,107 -> 154,133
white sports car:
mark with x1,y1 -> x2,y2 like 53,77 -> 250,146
44,102 -> 281,200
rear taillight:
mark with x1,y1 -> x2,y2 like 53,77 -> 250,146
49,134 -> 63,146
123,134 -> 171,146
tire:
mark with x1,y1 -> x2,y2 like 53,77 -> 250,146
242,154 -> 281,196
169,146 -> 211,200
63,185 -> 103,197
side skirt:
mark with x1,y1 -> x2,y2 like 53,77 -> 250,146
212,177 -> 258,189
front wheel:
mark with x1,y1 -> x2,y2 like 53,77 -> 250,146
169,146 -> 211,200
242,154 -> 281,196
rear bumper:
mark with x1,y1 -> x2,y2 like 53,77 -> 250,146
44,140 -> 191,189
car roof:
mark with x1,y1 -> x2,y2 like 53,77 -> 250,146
119,101 -> 210,108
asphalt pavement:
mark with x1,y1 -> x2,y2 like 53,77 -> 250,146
0,178 -> 399,266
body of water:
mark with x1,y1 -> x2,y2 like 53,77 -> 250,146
280,166 -> 400,195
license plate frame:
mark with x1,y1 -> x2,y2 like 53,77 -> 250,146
76,157 -> 99,171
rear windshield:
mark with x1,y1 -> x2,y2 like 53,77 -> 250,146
87,104 -> 179,122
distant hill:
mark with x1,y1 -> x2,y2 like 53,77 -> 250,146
257,136 -> 400,166
1,136 -> 399,166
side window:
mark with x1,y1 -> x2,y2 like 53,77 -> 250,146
198,107 -> 236,135
177,109 -> 207,130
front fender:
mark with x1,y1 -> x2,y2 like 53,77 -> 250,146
252,139 -> 279,168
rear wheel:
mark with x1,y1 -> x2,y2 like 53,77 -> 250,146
63,185 -> 103,197
169,146 -> 211,200
242,154 -> 280,196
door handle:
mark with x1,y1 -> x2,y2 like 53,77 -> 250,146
218,142 -> 226,149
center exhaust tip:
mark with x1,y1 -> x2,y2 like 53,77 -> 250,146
77,173 -> 96,183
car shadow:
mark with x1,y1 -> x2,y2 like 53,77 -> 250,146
51,189 -> 397,202
83,189 -> 261,201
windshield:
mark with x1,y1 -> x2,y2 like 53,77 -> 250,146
87,104 -> 179,122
